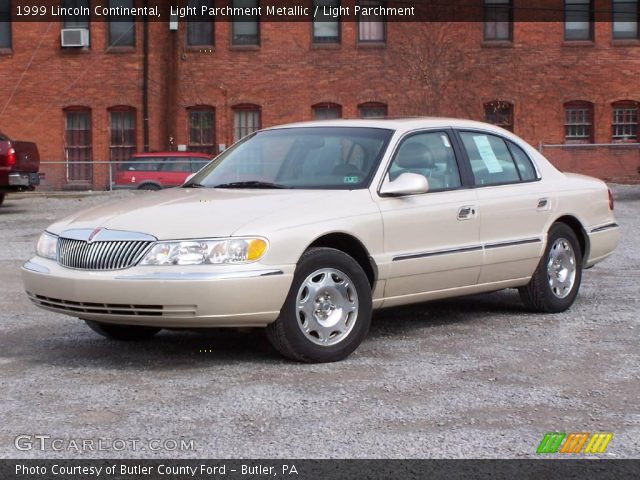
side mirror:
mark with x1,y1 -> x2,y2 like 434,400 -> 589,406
184,173 -> 196,185
380,172 -> 429,196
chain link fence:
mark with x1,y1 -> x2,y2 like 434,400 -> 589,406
37,158 -> 209,191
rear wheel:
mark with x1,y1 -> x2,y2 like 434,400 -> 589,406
138,183 -> 161,191
85,320 -> 161,341
519,223 -> 582,313
266,247 -> 372,363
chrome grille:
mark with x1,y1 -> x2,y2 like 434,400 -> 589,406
57,238 -> 152,270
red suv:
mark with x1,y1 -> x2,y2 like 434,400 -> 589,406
113,152 -> 213,190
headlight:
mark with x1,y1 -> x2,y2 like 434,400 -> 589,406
140,238 -> 268,266
36,232 -> 58,260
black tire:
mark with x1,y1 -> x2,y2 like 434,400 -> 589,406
0,193 -> 5,206
266,247 -> 372,363
138,183 -> 161,191
85,320 -> 161,341
519,223 -> 583,313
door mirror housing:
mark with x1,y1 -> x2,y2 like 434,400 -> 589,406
380,172 -> 429,197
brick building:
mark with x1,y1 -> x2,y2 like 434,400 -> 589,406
0,0 -> 639,189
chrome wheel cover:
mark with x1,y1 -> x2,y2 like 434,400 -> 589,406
546,237 -> 577,299
296,268 -> 359,346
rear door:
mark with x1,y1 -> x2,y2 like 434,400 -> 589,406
455,130 -> 550,283
377,130 -> 482,305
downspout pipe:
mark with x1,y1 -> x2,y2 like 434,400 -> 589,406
143,3 -> 150,152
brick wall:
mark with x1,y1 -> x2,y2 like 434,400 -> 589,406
1,11 -> 639,189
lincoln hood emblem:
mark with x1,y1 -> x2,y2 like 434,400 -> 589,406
87,228 -> 103,243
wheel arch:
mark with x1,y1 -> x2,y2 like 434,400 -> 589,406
305,232 -> 377,288
137,181 -> 162,190
552,215 -> 590,265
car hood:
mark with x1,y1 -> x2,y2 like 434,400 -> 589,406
46,188 -> 369,240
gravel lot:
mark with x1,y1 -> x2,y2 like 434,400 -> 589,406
0,186 -> 638,459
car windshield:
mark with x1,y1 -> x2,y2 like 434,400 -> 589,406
185,127 -> 393,189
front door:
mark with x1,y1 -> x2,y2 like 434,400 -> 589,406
377,130 -> 482,306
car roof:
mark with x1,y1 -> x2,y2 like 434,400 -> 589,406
130,151 -> 212,158
262,117 -> 514,136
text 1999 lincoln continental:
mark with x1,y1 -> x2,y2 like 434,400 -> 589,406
22,119 -> 620,362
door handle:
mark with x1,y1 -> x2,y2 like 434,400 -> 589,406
457,205 -> 477,220
537,197 -> 549,210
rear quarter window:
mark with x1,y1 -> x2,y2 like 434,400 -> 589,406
508,141 -> 538,181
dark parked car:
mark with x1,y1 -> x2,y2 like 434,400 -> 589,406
0,131 -> 40,205
112,152 -> 212,190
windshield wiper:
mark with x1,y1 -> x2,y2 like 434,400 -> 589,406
212,181 -> 288,189
183,182 -> 208,188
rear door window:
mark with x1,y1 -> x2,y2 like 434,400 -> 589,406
162,157 -> 191,173
459,132 -> 521,186
191,157 -> 210,173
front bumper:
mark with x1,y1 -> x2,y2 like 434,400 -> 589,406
22,258 -> 295,328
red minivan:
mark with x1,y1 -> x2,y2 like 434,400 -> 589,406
113,152 -> 213,190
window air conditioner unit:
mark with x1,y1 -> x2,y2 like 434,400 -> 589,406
61,28 -> 90,48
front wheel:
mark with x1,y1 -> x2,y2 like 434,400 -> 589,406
85,320 -> 161,341
0,193 -> 5,206
519,223 -> 583,313
266,247 -> 372,363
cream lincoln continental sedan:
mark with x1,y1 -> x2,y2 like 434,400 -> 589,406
22,119 -> 619,362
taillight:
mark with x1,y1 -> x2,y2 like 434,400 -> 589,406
6,147 -> 16,168
608,188 -> 614,211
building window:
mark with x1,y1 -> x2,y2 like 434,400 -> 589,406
612,101 -> 638,141
613,0 -> 639,39
0,0 -> 11,49
564,0 -> 593,40
187,0 -> 213,46
313,103 -> 342,120
232,0 -> 260,45
108,0 -> 135,47
313,0 -> 340,43
358,102 -> 387,118
484,101 -> 514,131
188,107 -> 216,153
64,108 -> 92,182
109,108 -> 136,163
233,104 -> 261,142
358,0 -> 385,42
564,101 -> 593,142
484,0 -> 512,41
62,0 -> 90,28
